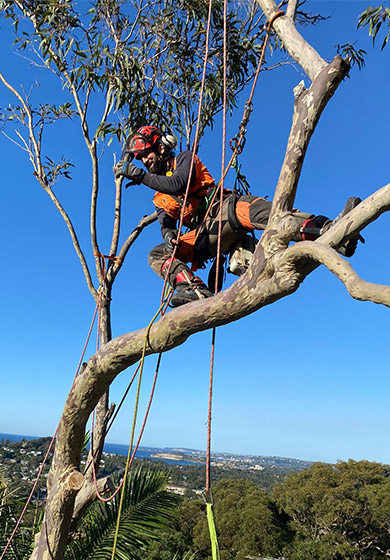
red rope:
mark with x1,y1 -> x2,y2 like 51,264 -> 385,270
90,279 -> 168,502
90,353 -> 163,502
195,10 -> 285,241
160,0 -> 213,303
205,0 -> 228,494
0,297 -> 101,560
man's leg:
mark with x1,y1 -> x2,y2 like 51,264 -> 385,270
233,195 -> 361,257
299,197 -> 362,257
148,243 -> 212,307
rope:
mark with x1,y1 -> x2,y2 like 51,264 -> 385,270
110,302 -> 165,559
90,285 -> 169,501
94,252 -> 122,265
0,297 -> 102,560
206,501 -> 221,560
194,9 -> 285,240
159,0 -> 213,302
202,2 -> 231,558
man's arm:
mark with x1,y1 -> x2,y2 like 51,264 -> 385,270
142,151 -> 196,195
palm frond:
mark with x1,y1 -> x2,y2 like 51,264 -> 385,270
65,466 -> 179,560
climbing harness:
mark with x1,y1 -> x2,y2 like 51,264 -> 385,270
1,8 -> 289,560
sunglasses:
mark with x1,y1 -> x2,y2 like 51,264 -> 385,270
133,147 -> 154,161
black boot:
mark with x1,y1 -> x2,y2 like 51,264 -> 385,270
323,197 -> 363,257
300,197 -> 363,257
161,256 -> 213,307
171,278 -> 213,307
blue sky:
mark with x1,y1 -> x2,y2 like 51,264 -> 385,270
0,1 -> 389,465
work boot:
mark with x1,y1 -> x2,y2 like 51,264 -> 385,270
300,197 -> 363,257
170,278 -> 213,307
331,196 -> 362,225
322,197 -> 363,257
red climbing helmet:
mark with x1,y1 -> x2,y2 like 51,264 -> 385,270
126,126 -> 163,159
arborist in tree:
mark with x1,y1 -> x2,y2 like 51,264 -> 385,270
114,125 -> 362,307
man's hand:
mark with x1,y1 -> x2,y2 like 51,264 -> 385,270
114,160 -> 146,184
164,229 -> 178,251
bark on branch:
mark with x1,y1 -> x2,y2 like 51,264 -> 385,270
255,0 -> 327,81
266,56 -> 350,226
33,180 -> 390,559
281,241 -> 390,307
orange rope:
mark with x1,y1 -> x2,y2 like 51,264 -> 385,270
159,0 -> 214,303
195,10 -> 285,242
94,252 -> 122,265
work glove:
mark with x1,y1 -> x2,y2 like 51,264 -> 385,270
114,160 -> 146,184
163,229 -> 178,252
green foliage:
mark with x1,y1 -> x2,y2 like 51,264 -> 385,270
188,479 -> 285,560
82,431 -> 90,452
0,0 -> 271,156
358,5 -> 390,50
335,42 -> 366,70
0,473 -> 42,560
44,155 -> 74,183
65,466 -> 180,560
4,438 -> 390,560
273,460 -> 390,560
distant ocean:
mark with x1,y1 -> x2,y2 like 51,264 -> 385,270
0,433 -> 201,466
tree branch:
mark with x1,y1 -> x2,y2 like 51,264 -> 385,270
255,0 -> 327,81
286,0 -> 299,21
44,186 -> 98,299
0,71 -> 97,299
0,71 -> 42,176
281,242 -> 390,307
262,56 -> 349,256
319,183 -> 390,249
108,211 -> 158,283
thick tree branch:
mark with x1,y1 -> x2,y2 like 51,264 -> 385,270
273,56 -> 349,217
319,183 -> 390,249
255,0 -> 327,81
71,475 -> 114,531
262,56 -> 349,256
286,0 -> 299,21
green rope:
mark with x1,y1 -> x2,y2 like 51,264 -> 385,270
110,299 -> 167,559
206,502 -> 220,560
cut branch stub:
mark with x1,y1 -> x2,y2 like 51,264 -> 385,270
65,470 -> 84,491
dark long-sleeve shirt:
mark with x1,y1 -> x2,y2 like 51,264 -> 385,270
142,151 -> 203,237
142,151 -> 196,195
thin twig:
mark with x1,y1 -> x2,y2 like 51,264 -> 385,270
1,130 -> 29,154
0,71 -> 41,176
